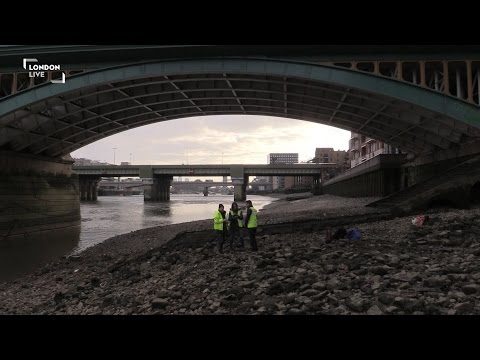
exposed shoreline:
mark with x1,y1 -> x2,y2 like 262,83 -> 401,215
1,194 -> 479,315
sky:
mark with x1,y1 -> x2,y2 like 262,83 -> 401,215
71,115 -> 351,165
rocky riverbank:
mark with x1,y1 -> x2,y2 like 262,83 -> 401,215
1,195 -> 480,315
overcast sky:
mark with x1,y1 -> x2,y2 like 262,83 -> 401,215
72,115 -> 351,165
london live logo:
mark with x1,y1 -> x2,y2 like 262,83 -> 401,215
23,58 -> 66,84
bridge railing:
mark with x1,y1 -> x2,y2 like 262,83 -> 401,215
2,60 -> 479,106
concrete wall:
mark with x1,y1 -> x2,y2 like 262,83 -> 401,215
322,154 -> 405,197
322,151 -> 480,201
401,154 -> 480,189
0,151 -> 80,242
322,168 -> 401,197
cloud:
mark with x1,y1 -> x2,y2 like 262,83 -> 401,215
72,115 -> 350,165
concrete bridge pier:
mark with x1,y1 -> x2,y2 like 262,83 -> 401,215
92,180 -> 98,201
230,166 -> 247,202
80,181 -> 87,201
143,178 -> 156,201
79,176 -> 100,201
86,181 -> 92,201
312,175 -> 322,195
90,180 -> 99,201
159,177 -> 172,201
234,184 -> 246,202
0,151 -> 81,245
143,176 -> 172,201
232,175 -> 248,202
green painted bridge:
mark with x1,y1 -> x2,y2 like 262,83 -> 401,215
0,45 -> 480,158
1,45 -> 480,242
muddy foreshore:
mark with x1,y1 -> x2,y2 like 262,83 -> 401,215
1,194 -> 480,315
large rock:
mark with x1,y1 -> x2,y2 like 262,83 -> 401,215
424,276 -> 451,288
453,302 -> 475,314
346,298 -> 370,313
151,298 -> 169,309
370,265 -> 393,276
287,308 -> 304,315
265,282 -> 284,296
312,282 -> 326,291
367,305 -> 384,315
301,289 -> 320,297
462,284 -> 479,295
326,277 -> 348,290
378,292 -> 397,305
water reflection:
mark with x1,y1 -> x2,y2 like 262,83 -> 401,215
0,225 -> 80,282
143,203 -> 172,218
77,194 -> 275,253
0,194 -> 276,282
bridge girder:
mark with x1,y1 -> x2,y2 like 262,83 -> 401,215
1,58 -> 480,158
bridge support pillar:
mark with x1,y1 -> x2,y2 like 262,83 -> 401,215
80,181 -> 87,201
143,178 -> 155,201
143,176 -> 172,201
163,181 -> 170,201
0,151 -> 81,280
79,176 -> 100,201
233,184 -> 246,202
86,181 -> 92,201
312,175 -> 323,195
160,176 -> 172,201
92,181 -> 98,201
232,175 -> 248,202
231,166 -> 246,202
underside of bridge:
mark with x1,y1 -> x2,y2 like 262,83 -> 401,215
1,58 -> 480,160
2,57 -> 480,243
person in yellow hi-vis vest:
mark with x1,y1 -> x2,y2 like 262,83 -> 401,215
244,200 -> 258,251
213,204 -> 227,253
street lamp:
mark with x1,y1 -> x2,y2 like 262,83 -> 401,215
112,147 -> 117,165
129,153 -> 132,164
222,152 -> 224,165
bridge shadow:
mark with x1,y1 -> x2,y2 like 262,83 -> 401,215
0,226 -> 80,283
470,181 -> 480,204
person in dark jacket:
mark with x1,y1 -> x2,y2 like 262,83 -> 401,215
244,200 -> 258,251
228,202 -> 244,249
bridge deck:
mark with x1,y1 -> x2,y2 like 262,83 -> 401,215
73,164 -> 340,177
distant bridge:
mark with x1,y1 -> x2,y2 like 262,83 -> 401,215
74,163 -> 343,201
73,163 -> 339,177
99,181 -> 255,188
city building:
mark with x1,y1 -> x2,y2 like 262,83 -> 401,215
349,132 -> 401,168
73,158 -> 111,166
268,153 -> 299,164
268,153 -> 298,190
312,148 -> 349,166
307,147 -> 350,181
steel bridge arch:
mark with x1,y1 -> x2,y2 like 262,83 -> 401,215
1,57 -> 480,157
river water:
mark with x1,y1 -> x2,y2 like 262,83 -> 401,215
75,194 -> 277,253
0,194 -> 276,282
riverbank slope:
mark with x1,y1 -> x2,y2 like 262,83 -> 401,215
1,194 -> 479,315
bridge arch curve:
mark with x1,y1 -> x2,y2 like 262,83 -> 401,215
1,58 -> 480,157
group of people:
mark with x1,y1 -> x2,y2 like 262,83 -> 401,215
213,200 -> 258,253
